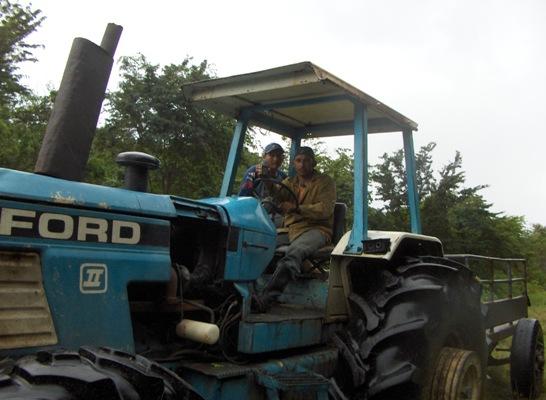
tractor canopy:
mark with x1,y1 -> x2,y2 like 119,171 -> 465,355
182,62 -> 421,255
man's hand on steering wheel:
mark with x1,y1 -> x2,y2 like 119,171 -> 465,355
251,178 -> 299,215
279,201 -> 297,214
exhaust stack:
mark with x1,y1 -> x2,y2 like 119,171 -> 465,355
34,23 -> 123,181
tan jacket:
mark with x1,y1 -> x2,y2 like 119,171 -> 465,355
276,172 -> 336,242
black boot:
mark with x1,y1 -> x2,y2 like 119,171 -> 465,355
253,266 -> 294,312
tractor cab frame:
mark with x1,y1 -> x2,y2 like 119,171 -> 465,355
182,62 -> 422,254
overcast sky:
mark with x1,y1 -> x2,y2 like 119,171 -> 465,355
20,0 -> 545,225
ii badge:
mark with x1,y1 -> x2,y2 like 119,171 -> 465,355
80,263 -> 107,293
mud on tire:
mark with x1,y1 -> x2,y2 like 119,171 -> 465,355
334,256 -> 486,400
0,346 -> 203,400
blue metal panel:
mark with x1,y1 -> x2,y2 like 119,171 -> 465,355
224,229 -> 275,281
403,129 -> 422,234
233,282 -> 252,318
0,199 -> 171,358
220,114 -> 249,197
0,168 -> 176,217
345,103 -> 368,254
238,318 -> 323,353
180,370 -> 255,400
244,94 -> 351,113
288,135 -> 302,177
201,197 -> 275,235
181,371 -> 224,400
171,196 -> 224,222
177,348 -> 338,400
202,197 -> 276,281
278,279 -> 328,309
249,112 -> 298,137
294,117 -> 396,136
296,121 -> 353,136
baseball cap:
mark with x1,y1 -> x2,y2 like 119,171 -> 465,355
263,142 -> 284,155
295,146 -> 315,160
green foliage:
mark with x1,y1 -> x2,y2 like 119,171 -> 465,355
369,142 -> 439,230
524,224 -> 546,288
95,54 -> 236,197
0,89 -> 52,170
0,0 -> 44,109
0,1 -> 48,171
315,141 -> 533,265
317,147 -> 354,218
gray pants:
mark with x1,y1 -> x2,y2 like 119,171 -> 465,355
276,229 -> 328,279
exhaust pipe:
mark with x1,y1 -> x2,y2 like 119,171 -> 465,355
34,23 -> 123,181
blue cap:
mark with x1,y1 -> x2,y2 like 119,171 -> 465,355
263,142 -> 284,155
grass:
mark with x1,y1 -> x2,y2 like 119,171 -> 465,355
484,282 -> 546,399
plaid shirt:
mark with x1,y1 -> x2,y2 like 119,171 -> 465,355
238,165 -> 287,197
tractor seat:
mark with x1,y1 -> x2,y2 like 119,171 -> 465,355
275,202 -> 347,261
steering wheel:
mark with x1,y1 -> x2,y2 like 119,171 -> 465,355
251,178 -> 299,215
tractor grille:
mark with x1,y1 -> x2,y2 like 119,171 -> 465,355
0,251 -> 57,349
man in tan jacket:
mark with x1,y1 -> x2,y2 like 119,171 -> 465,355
258,146 -> 336,307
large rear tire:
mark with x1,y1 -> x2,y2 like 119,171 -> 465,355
334,256 -> 486,400
0,347 -> 203,400
510,318 -> 544,399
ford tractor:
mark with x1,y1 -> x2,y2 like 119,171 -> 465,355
0,24 -> 542,400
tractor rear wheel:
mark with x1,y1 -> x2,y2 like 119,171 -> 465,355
510,318 -> 544,399
0,346 -> 202,400
428,347 -> 483,400
334,256 -> 486,400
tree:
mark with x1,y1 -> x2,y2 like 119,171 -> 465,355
524,224 -> 546,288
317,147 -> 355,222
0,91 -> 52,170
0,0 -> 44,109
370,142 -> 438,230
0,1 -> 48,171
97,55 -> 235,198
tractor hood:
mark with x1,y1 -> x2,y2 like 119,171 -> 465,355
200,196 -> 275,235
0,168 -> 176,217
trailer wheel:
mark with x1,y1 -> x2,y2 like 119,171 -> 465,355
0,346 -> 203,400
334,256 -> 486,400
427,347 -> 482,400
510,318 -> 544,399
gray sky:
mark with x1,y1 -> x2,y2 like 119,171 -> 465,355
21,0 -> 546,225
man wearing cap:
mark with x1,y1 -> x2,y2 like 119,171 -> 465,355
258,146 -> 336,308
238,142 -> 287,197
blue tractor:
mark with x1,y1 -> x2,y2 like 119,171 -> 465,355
0,25 -> 542,400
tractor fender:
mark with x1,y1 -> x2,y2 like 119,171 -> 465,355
331,230 -> 443,260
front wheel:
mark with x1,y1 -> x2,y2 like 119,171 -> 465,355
510,318 -> 544,399
0,347 -> 203,400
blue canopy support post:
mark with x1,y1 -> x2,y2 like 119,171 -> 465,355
344,102 -> 368,254
220,113 -> 249,197
403,129 -> 422,234
288,134 -> 302,178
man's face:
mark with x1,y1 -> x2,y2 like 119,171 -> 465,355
294,154 -> 314,178
264,150 -> 284,171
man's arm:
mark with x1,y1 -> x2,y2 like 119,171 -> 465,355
297,176 -> 336,220
238,165 -> 258,196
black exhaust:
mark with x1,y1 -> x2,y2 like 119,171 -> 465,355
34,23 -> 123,181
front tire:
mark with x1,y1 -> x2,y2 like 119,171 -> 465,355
0,347 -> 202,400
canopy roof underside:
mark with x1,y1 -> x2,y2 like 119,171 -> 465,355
182,62 -> 417,138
